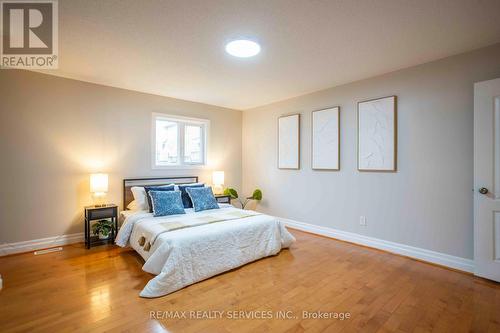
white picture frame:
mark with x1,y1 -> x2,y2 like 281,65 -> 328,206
312,107 -> 340,170
278,114 -> 300,169
358,96 -> 397,171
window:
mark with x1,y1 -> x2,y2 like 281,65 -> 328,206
152,113 -> 209,168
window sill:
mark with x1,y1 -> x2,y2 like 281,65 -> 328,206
152,164 -> 207,170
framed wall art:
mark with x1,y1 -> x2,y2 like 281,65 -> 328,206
358,96 -> 397,171
312,106 -> 340,170
278,114 -> 300,169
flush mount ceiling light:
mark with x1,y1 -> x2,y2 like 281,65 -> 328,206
225,39 -> 261,58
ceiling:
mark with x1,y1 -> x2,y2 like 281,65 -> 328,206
38,0 -> 500,110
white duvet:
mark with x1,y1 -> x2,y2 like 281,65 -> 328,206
115,204 -> 295,298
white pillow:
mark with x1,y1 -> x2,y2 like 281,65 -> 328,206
130,186 -> 148,211
126,200 -> 140,211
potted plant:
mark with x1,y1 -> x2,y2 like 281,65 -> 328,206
223,188 -> 262,209
91,219 -> 115,240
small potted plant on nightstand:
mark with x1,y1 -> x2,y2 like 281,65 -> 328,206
223,188 -> 262,209
91,219 -> 115,240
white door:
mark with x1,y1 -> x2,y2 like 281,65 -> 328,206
474,78 -> 500,282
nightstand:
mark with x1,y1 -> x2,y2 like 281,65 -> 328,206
215,195 -> 231,204
84,204 -> 118,249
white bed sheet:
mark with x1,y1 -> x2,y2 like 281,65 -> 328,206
115,205 -> 295,298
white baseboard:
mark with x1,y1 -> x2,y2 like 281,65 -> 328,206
0,233 -> 84,256
282,218 -> 474,273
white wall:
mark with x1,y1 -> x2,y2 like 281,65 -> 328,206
242,43 -> 500,259
0,70 -> 242,243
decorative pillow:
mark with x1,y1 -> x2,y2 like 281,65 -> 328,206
130,187 -> 149,211
178,183 -> 205,208
186,186 -> 219,212
148,190 -> 185,217
144,185 -> 175,213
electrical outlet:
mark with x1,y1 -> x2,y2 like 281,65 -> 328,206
359,216 -> 367,226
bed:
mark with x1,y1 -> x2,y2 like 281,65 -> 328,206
115,176 -> 295,298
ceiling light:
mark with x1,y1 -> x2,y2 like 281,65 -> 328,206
225,39 -> 261,58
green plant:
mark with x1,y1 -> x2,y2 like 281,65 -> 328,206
91,219 -> 115,238
223,188 -> 263,209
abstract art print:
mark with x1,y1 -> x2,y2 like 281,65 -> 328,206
278,114 -> 300,169
358,96 -> 397,171
312,107 -> 340,170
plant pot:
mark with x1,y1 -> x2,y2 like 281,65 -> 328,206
98,231 -> 109,240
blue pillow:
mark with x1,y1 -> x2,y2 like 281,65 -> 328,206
178,183 -> 205,208
144,185 -> 175,213
148,190 -> 185,217
186,186 -> 219,212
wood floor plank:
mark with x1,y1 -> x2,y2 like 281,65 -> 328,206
0,229 -> 499,333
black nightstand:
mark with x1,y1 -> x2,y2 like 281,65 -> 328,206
84,204 -> 118,249
215,195 -> 231,204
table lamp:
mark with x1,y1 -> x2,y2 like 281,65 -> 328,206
212,171 -> 225,195
90,173 -> 108,207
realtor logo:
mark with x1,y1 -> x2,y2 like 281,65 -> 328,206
1,0 -> 58,68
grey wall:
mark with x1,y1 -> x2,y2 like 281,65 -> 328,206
0,70 -> 242,243
242,43 -> 500,259
3,44 -> 500,259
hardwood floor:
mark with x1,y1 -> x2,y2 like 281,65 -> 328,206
0,229 -> 499,333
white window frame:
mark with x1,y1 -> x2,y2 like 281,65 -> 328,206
151,112 -> 209,169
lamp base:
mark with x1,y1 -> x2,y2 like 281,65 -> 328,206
213,185 -> 224,195
92,193 -> 107,207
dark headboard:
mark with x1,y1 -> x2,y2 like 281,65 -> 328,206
122,176 -> 199,210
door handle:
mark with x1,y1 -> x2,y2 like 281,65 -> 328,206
479,187 -> 489,194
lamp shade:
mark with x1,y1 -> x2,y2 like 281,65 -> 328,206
212,171 -> 225,186
90,173 -> 108,194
